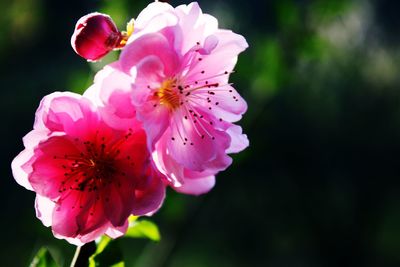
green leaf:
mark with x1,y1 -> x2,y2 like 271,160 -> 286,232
95,236 -> 112,254
125,219 -> 161,241
88,217 -> 160,266
30,247 -> 58,267
110,262 -> 125,267
89,236 -> 123,267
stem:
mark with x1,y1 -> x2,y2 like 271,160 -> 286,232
70,246 -> 82,267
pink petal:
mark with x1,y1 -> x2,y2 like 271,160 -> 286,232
152,137 -> 223,195
152,139 -> 184,187
191,84 -> 247,123
105,221 -> 129,238
131,2 -> 178,40
51,190 -> 107,240
226,124 -> 249,153
12,149 -> 35,191
84,64 -> 145,131
174,172 -> 215,195
35,195 -> 55,227
29,135 -> 80,199
137,101 -> 170,149
166,111 -> 231,171
35,92 -> 98,136
103,182 -> 133,227
132,167 -> 166,216
186,30 -> 248,82
120,33 -> 179,78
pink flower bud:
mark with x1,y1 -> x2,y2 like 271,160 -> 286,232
71,12 -> 122,61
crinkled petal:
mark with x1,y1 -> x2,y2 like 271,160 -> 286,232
226,124 -> 249,153
34,92 -> 97,135
12,149 -> 35,191
186,30 -> 248,82
35,195 -> 55,227
121,33 -> 179,78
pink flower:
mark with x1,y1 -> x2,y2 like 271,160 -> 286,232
115,2 -> 249,194
11,92 -> 165,245
71,12 -> 123,61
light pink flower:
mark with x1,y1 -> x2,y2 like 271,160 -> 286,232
11,92 -> 165,245
116,2 -> 249,193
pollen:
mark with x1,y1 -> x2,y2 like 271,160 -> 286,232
156,79 -> 181,110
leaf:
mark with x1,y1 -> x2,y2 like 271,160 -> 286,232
110,262 -> 125,267
95,236 -> 112,254
30,247 -> 58,267
125,219 -> 161,241
88,217 -> 160,266
89,236 -> 123,267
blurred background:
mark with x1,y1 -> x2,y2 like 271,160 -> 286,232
2,0 -> 400,266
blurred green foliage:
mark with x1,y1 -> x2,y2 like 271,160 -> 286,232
30,247 -> 58,267
2,0 -> 400,266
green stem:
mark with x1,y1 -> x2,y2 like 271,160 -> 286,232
70,246 -> 81,267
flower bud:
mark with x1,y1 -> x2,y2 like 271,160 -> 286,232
71,12 -> 122,61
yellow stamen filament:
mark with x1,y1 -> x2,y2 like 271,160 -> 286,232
117,18 -> 135,48
156,79 -> 180,110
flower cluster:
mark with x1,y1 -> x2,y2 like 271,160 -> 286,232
12,2 -> 248,245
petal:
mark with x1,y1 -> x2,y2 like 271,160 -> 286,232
29,135 -> 80,199
186,30 -> 248,82
35,92 -> 96,133
137,101 -> 170,149
199,86 -> 247,123
12,149 -> 35,190
51,190 -> 107,241
153,143 -> 219,195
174,171 -> 215,195
105,221 -> 129,238
102,182 -> 133,227
120,33 -> 179,77
132,167 -> 166,216
84,64 -> 143,131
174,2 -> 204,53
132,2 -> 178,39
152,138 -> 184,187
35,195 -> 55,227
133,55 -> 165,91
166,109 -> 231,171
226,124 -> 249,153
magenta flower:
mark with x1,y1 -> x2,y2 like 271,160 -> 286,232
11,92 -> 165,245
71,12 -> 123,61
115,2 -> 249,193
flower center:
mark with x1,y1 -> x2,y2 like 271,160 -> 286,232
56,129 -> 136,194
88,157 -> 116,180
156,78 -> 181,110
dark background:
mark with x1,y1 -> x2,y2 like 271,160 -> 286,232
2,0 -> 400,266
